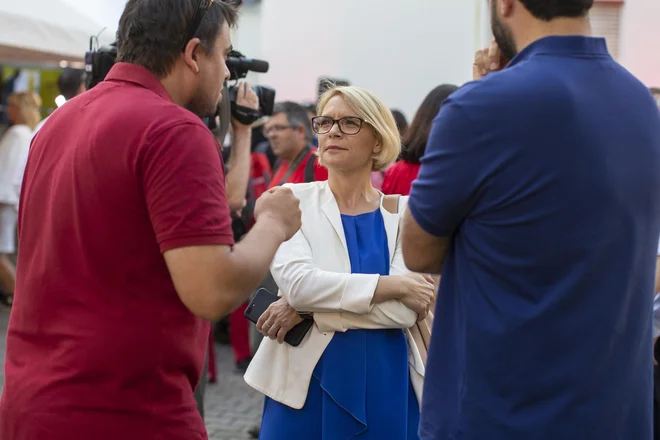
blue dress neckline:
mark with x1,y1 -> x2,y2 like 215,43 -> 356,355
340,208 -> 380,219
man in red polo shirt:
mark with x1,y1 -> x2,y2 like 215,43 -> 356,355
0,1 -> 301,439
264,101 -> 328,188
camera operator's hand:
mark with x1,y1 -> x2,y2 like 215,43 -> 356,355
232,81 -> 259,129
225,82 -> 257,211
473,40 -> 509,81
254,187 -> 302,242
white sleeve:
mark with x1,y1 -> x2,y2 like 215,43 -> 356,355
13,139 -> 30,191
313,198 -> 418,332
0,129 -> 25,205
271,227 -> 379,314
313,229 -> 417,332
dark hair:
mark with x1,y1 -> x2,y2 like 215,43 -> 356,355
272,101 -> 313,142
116,0 -> 243,78
390,109 -> 408,137
302,103 -> 316,115
519,0 -> 594,21
400,84 -> 458,164
650,87 -> 660,95
58,68 -> 84,100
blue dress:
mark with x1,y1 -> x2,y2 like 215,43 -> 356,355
259,210 -> 420,440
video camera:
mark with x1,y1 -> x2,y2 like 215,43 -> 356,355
203,50 -> 275,142
84,37 -> 117,91
206,50 -> 274,141
83,38 -> 274,142
225,50 -> 275,123
84,38 -> 274,115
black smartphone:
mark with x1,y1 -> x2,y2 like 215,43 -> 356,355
244,288 -> 313,347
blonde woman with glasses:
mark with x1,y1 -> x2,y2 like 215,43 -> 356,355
245,86 -> 434,439
0,91 -> 41,304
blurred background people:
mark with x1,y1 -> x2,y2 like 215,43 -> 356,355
35,67 -> 86,132
0,70 -> 22,125
382,84 -> 457,196
0,91 -> 41,306
265,101 -> 328,187
303,102 -> 318,146
391,108 -> 408,138
652,87 -> 660,110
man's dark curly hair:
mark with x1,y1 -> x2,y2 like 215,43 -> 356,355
116,0 -> 243,78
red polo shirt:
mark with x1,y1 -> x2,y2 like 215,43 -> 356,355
0,63 -> 234,440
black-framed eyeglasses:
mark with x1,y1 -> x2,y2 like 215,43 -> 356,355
312,116 -> 365,135
181,0 -> 215,52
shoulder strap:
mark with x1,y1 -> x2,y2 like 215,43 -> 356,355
277,146 -> 311,186
256,153 -> 272,188
382,194 -> 401,214
304,154 -> 316,183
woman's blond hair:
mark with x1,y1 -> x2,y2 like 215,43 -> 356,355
8,91 -> 42,130
316,86 -> 401,172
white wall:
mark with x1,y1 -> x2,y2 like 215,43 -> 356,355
257,0 -> 486,118
60,0 -> 125,36
478,0 -> 493,48
618,0 -> 660,87
231,3 -> 265,84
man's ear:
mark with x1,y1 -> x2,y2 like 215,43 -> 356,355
500,0 -> 515,18
182,38 -> 202,73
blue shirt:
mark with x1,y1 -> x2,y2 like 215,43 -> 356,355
408,36 -> 660,440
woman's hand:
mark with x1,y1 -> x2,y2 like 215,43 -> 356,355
257,298 -> 303,344
399,273 -> 435,321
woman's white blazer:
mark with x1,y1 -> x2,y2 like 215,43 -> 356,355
244,181 -> 426,410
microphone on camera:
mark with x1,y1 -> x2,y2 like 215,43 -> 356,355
226,56 -> 269,74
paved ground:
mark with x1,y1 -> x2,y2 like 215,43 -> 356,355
0,308 -> 263,440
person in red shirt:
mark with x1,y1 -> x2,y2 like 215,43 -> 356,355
382,84 -> 458,195
264,102 -> 329,188
0,1 -> 301,440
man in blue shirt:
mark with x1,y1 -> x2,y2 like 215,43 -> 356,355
402,0 -> 660,439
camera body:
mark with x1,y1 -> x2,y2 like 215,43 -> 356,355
84,39 -> 117,90
228,84 -> 275,119
83,43 -> 275,119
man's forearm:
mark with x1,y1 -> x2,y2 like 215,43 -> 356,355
219,219 -> 286,309
224,126 -> 252,211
